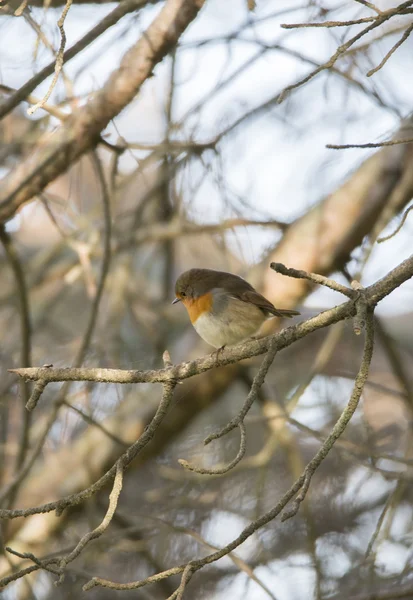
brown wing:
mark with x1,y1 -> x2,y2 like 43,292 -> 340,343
195,270 -> 300,318
235,289 -> 300,318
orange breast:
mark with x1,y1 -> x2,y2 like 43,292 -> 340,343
183,292 -> 214,323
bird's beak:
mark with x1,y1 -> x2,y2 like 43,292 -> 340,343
172,297 -> 181,305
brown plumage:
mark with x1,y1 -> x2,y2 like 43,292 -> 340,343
173,268 -> 300,348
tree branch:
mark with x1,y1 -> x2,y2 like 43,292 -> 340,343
0,0 -> 205,224
10,253 -> 413,390
0,0 -> 154,120
281,311 -> 375,521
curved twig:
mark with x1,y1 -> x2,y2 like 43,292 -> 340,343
179,422 -> 247,475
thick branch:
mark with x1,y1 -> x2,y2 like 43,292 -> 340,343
0,0 -> 205,223
0,0 -> 153,121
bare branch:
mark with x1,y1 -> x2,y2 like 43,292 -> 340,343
367,23 -> 413,77
62,400 -> 130,447
27,0 -> 73,115
129,217 -> 288,247
270,262 -> 354,297
84,564 -> 185,591
179,422 -> 247,475
327,138 -> 413,150
354,0 -> 382,14
0,0 -> 153,121
281,17 -> 377,29
5,547 -> 60,576
281,311 -> 374,520
203,338 -> 278,445
378,204 -> 413,242
277,1 -> 413,103
56,460 -> 124,582
147,515 -> 280,600
0,562 -> 43,588
9,254 -> 413,389
0,0 -> 205,223
2,3 -> 413,595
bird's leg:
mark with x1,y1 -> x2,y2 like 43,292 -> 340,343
213,345 -> 226,361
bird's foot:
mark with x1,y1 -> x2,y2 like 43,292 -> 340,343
212,345 -> 226,361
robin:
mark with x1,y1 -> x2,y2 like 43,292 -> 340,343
173,268 -> 300,349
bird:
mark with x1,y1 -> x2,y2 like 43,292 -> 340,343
172,268 -> 300,349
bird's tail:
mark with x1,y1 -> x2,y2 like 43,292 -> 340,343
270,308 -> 300,318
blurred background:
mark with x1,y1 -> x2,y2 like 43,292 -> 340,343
1,0 -> 413,598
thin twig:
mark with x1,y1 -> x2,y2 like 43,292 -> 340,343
0,563 -> 42,588
354,0 -> 382,14
129,217 -> 288,247
0,84 -> 68,120
27,0 -> 73,115
57,460 -> 124,582
377,204 -> 413,243
5,547 -> 60,576
203,339 -> 279,445
62,400 -> 129,447
146,515 -> 279,600
374,316 -> 413,410
270,262 -> 354,297
327,138 -> 413,150
84,564 -> 185,591
0,0 -> 152,121
179,422 -> 247,475
281,311 -> 375,521
14,0 -> 28,15
364,480 -> 402,560
277,1 -> 413,103
0,0 -> 207,224
367,22 -> 413,76
281,16 -> 377,28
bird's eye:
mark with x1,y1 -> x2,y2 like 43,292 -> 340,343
181,292 -> 186,297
